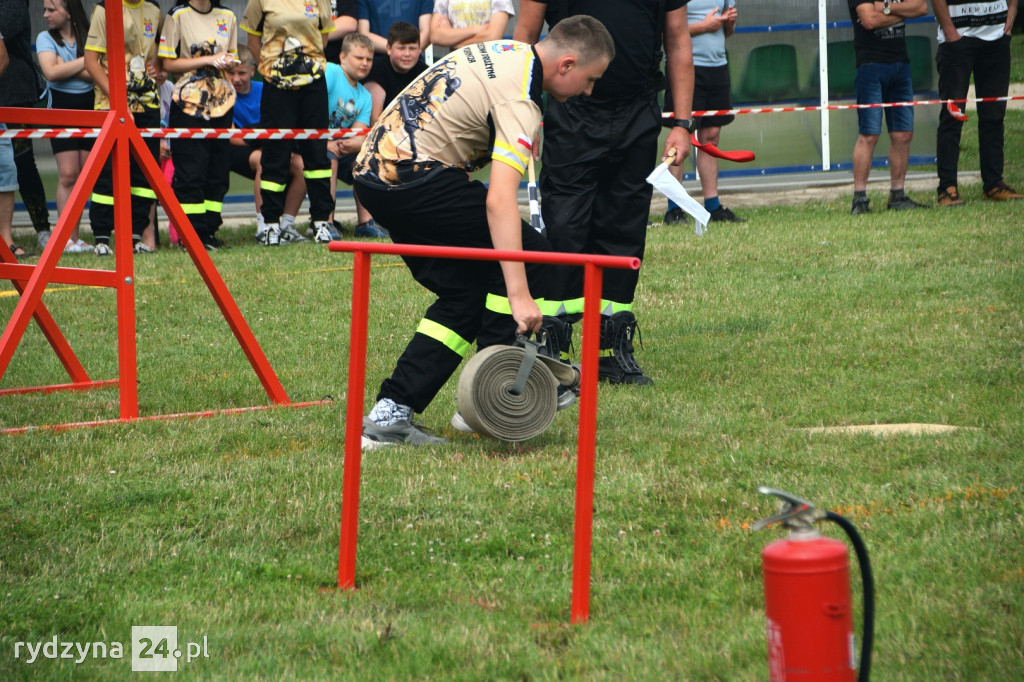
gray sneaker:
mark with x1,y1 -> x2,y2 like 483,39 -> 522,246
280,224 -> 310,243
361,416 -> 447,449
37,230 -> 52,249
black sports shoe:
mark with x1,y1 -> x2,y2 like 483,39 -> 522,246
887,194 -> 928,210
709,206 -> 746,222
663,207 -> 687,225
203,237 -> 231,251
851,197 -> 872,215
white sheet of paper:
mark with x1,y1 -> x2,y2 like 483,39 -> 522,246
646,162 -> 711,236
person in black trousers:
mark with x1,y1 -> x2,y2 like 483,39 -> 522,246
515,0 -> 695,386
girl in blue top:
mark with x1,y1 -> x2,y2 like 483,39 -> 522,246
37,0 -> 94,253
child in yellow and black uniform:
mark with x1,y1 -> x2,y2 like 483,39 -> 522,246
241,0 -> 335,246
84,0 -> 163,256
159,1 -> 238,251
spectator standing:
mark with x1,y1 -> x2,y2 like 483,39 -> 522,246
357,0 -> 433,58
430,0 -> 515,49
354,18 -> 615,447
37,0 -> 95,253
159,0 -> 239,251
515,0 -> 694,386
242,0 -> 337,246
363,21 -> 427,123
932,0 -> 1021,205
847,0 -> 929,214
84,0 -> 164,257
663,0 -> 744,224
225,45 -> 310,243
0,0 -> 53,252
324,33 -> 384,236
0,30 -> 24,258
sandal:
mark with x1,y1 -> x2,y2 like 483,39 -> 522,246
6,243 -> 34,259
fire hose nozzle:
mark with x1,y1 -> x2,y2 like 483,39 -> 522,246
752,486 -> 826,532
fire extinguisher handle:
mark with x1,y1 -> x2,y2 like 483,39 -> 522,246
752,486 -> 826,531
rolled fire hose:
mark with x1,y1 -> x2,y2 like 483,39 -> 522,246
456,337 -> 580,442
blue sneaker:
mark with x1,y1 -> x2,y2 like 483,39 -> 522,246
354,220 -> 388,238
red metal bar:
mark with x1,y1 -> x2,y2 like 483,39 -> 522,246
331,241 -> 637,622
0,399 -> 333,436
0,263 -> 121,288
0,379 -> 118,397
571,261 -> 604,624
338,250 -> 373,590
0,107 -> 107,127
328,241 -> 640,270
126,128 -> 290,405
111,122 -> 138,419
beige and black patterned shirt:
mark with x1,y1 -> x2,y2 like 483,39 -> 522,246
85,0 -> 163,112
240,0 -> 333,90
159,3 -> 238,120
354,40 -> 543,188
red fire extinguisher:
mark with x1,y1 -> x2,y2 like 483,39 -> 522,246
753,487 -> 875,682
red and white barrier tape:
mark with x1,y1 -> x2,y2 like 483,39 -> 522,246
2,95 -> 1018,140
672,95 -> 1024,119
0,126 -> 370,140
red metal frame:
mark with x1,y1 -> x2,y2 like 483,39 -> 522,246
327,240 -> 639,624
0,3 -> 289,427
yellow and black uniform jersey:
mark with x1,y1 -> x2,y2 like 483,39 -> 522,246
85,0 -> 163,113
354,41 -> 543,187
240,0 -> 333,90
159,3 -> 238,120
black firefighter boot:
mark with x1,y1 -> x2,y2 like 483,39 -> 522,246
598,311 -> 653,386
539,315 -> 574,362
540,315 -> 579,410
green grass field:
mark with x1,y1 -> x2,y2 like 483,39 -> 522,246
1,112 -> 1022,679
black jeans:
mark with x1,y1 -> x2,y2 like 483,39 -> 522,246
935,34 -> 1012,192
355,169 -> 551,414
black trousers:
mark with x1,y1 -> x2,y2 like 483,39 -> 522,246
259,78 -> 333,223
540,91 -> 662,314
936,34 -> 1012,192
89,108 -> 160,241
355,169 -> 551,414
169,105 -> 232,241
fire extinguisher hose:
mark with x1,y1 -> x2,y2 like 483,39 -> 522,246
825,511 -> 875,682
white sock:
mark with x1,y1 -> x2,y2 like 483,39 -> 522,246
281,214 -> 295,230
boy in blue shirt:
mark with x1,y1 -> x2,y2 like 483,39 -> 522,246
326,32 -> 383,237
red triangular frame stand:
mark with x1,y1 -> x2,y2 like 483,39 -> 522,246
0,3 -> 307,431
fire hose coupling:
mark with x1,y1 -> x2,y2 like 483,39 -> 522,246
752,486 -> 827,532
